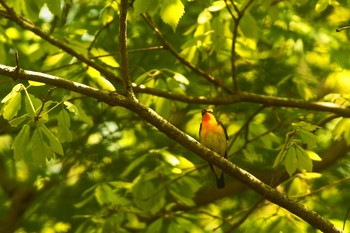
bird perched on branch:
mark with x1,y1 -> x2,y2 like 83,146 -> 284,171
199,108 -> 228,189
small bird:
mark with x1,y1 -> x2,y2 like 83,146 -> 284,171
199,108 -> 228,189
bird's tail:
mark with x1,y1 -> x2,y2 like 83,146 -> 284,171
216,173 -> 225,189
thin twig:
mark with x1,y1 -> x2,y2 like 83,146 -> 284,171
225,0 -> 255,92
229,105 -> 265,149
225,197 -> 265,232
141,14 -> 232,94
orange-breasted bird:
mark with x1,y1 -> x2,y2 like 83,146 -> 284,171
199,108 -> 228,189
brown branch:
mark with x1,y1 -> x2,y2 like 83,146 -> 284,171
133,84 -> 350,117
0,64 -> 345,232
0,64 -> 128,107
141,14 -> 233,94
119,0 -> 133,94
226,0 -> 255,92
0,2 -> 122,86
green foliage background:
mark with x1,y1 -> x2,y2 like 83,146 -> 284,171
1,0 -> 350,232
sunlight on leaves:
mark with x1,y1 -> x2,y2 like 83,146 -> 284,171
160,0 -> 185,32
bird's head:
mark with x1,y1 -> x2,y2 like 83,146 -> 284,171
201,108 -> 213,116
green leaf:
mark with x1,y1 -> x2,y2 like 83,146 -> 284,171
207,1 -> 226,12
2,90 -> 22,120
307,150 -> 322,161
239,12 -> 258,40
298,129 -> 317,148
25,94 -> 42,117
86,66 -> 116,91
285,144 -> 298,176
94,183 -> 117,205
58,109 -> 73,143
1,84 -> 23,103
315,0 -> 329,13
169,179 -> 196,206
64,101 -> 93,126
46,0 -> 62,18
90,48 -> 119,68
28,80 -> 45,86
145,218 -> 163,233
9,115 -> 29,127
12,124 -> 31,160
132,178 -> 166,213
121,153 -> 150,178
292,121 -> 319,132
39,123 -> 64,156
273,147 -> 286,168
160,0 -> 185,32
31,128 -> 51,165
295,144 -> 313,172
173,72 -> 189,85
133,0 -> 160,15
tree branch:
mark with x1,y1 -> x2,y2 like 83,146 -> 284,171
1,65 -> 350,117
133,84 -> 350,117
225,0 -> 255,92
119,0 -> 133,94
0,64 -> 345,232
0,65 -> 128,106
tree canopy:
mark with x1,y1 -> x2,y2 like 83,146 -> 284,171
0,0 -> 350,232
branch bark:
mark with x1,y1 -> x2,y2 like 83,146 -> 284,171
133,84 -> 350,117
0,65 -> 344,233
119,0 -> 133,94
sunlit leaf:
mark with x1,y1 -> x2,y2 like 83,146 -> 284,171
307,150 -> 322,161
101,6 -> 114,25
86,66 -> 116,91
160,0 -> 185,32
295,144 -> 313,172
90,48 -> 119,68
2,90 -> 22,120
197,9 -> 212,24
28,80 -> 45,86
1,84 -> 23,103
207,1 -> 226,12
315,0 -> 329,13
173,72 -> 189,85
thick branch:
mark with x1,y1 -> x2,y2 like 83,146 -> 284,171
0,65 -> 128,106
119,0 -> 133,94
133,84 -> 350,117
123,100 -> 344,233
0,65 -> 344,232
